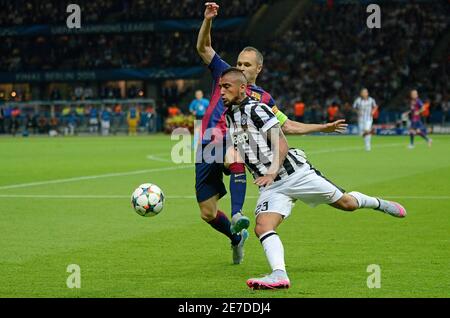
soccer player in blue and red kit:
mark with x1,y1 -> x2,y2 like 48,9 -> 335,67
407,89 -> 432,149
196,2 -> 348,264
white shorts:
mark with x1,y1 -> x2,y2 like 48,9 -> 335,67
89,118 -> 99,125
101,120 -> 110,129
358,119 -> 373,134
255,162 -> 344,219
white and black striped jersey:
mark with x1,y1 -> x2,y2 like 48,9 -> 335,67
225,97 -> 307,182
353,97 -> 377,122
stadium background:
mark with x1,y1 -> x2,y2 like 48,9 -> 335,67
0,0 -> 448,136
0,0 -> 449,299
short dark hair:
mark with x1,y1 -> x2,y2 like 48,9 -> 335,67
220,67 -> 248,83
241,46 -> 263,65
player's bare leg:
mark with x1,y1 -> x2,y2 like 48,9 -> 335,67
199,194 -> 220,222
408,129 -> 416,149
330,193 -> 407,218
247,212 -> 290,290
416,128 -> 432,147
199,194 -> 248,264
362,131 -> 372,151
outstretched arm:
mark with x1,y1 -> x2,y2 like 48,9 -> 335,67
281,118 -> 348,135
196,2 -> 219,65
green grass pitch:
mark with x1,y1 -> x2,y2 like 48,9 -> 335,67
0,134 -> 449,298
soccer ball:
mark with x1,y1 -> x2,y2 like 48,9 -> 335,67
131,183 -> 165,217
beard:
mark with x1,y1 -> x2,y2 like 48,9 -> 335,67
222,95 -> 241,107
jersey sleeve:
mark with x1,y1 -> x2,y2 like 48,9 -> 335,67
251,105 -> 279,132
259,92 -> 288,127
353,98 -> 359,109
271,106 -> 288,126
208,53 -> 231,80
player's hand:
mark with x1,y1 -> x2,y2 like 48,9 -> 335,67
323,119 -> 347,133
254,174 -> 276,187
204,2 -> 219,20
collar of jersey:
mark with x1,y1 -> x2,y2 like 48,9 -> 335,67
228,97 -> 250,113
237,97 -> 250,108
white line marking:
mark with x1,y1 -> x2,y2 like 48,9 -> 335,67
0,165 -> 193,191
146,154 -> 174,163
0,194 -> 449,200
0,142 -> 415,191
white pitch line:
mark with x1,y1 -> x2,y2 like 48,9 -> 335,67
146,154 -> 174,163
0,142 -> 415,191
0,165 -> 193,191
0,194 -> 449,200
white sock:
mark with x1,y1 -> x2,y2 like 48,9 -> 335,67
259,231 -> 286,272
364,135 -> 371,150
348,191 -> 380,209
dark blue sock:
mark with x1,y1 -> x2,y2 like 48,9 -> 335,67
409,133 -> 414,145
229,163 -> 247,216
208,210 -> 240,245
418,130 -> 429,142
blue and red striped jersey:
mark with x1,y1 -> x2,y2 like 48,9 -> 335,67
201,54 -> 282,145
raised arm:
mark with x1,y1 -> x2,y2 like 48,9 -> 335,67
281,118 -> 348,135
196,2 -> 219,65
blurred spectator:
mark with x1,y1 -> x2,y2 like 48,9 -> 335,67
168,104 -> 181,117
23,112 -> 36,136
189,90 -> 209,148
0,31 -> 247,72
112,104 -> 123,135
48,116 -> 59,137
341,102 -> 356,124
88,106 -> 99,134
260,2 -> 449,113
294,101 -> 305,122
422,99 -> 431,124
0,0 -> 263,27
145,105 -> 156,133
327,102 -> 339,122
127,106 -> 140,136
11,106 -> 21,136
189,90 -> 209,120
100,107 -> 112,136
37,115 -> 48,134
64,111 -> 78,136
75,105 -> 85,126
372,104 -> 380,124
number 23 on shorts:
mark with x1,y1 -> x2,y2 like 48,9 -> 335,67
255,201 -> 269,214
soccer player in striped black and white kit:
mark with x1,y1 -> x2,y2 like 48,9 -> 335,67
353,88 -> 378,151
220,68 -> 407,290
195,2 -> 347,266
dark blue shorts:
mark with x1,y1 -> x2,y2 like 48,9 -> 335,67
195,142 -> 228,203
410,121 -> 426,131
195,162 -> 227,203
